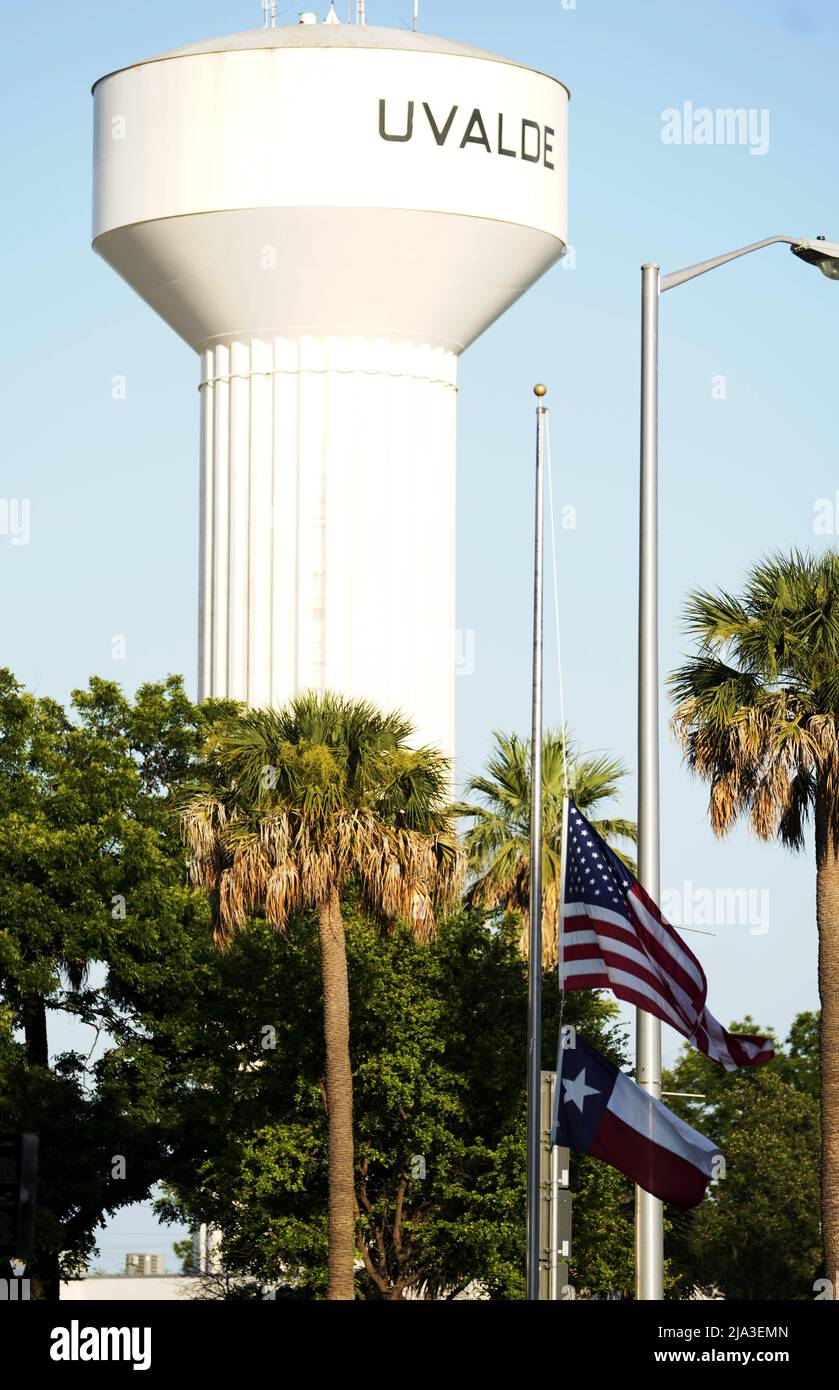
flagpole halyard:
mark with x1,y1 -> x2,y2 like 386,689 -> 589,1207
526,384 -> 548,1301
558,794 -> 570,999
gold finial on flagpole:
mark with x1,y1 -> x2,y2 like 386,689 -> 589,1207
534,383 -> 548,398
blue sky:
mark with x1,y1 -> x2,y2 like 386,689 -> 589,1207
2,0 -> 838,1270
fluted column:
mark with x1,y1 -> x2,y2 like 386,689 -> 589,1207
198,335 -> 458,759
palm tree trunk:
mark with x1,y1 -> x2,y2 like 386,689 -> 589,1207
317,887 -> 356,1300
815,791 -> 839,1288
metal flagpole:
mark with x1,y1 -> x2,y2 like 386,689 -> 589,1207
526,383 -> 548,1300
636,265 -> 664,1300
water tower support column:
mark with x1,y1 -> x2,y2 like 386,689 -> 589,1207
198,333 -> 457,757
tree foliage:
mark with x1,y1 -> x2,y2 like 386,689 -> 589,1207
664,1014 -> 821,1299
670,550 -> 839,845
670,549 -> 839,1284
0,668 -> 634,1299
1,664 -> 822,1302
182,695 -> 461,945
0,669 -> 236,1295
180,693 -> 463,1298
454,730 -> 636,967
151,906 -> 634,1300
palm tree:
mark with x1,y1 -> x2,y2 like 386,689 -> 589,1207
669,549 -> 839,1284
453,729 -> 635,967
181,692 -> 461,1300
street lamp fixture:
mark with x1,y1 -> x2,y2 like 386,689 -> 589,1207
791,235 -> 839,280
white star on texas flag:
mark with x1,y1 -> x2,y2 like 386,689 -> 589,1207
562,1067 -> 600,1112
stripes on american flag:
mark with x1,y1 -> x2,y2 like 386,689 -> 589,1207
560,802 -> 774,1072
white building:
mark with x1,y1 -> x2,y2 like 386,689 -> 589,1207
125,1253 -> 166,1277
61,1276 -> 200,1302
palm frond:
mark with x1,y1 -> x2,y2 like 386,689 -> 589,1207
669,550 -> 839,847
181,692 -> 458,946
455,726 -> 634,967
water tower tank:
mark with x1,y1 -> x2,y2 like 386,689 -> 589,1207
92,18 -> 569,759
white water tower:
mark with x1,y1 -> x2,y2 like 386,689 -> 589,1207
92,15 -> 569,758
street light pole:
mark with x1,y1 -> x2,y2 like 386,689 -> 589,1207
635,231 -> 839,1303
636,265 -> 663,1301
526,384 -> 548,1301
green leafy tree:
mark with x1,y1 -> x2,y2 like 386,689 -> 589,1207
664,1014 -> 821,1298
670,551 -> 839,1279
567,1156 -> 635,1298
173,1238 -> 194,1274
149,905 -> 633,1298
0,670 -> 235,1298
0,669 -> 642,1300
454,730 -> 635,966
181,695 -> 461,1300
784,1010 -> 821,1100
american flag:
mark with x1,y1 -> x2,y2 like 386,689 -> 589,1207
560,802 -> 774,1072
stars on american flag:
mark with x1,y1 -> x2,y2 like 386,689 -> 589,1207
564,808 -> 631,912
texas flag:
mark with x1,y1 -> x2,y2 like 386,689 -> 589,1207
553,1036 -> 720,1208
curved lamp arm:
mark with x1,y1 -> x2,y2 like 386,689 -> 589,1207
660,236 -> 799,292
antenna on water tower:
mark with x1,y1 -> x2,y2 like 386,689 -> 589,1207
413,1 -> 419,31
262,1 -> 278,26
356,1 -> 366,23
